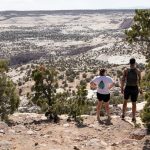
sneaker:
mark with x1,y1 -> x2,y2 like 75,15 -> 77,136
132,118 -> 136,122
97,116 -> 103,124
121,114 -> 125,120
97,116 -> 100,122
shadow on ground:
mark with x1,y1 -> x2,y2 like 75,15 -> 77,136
143,139 -> 150,150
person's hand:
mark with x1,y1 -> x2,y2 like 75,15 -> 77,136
139,88 -> 143,95
108,83 -> 115,90
90,82 -> 97,90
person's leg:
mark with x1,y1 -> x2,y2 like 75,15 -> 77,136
103,94 -> 111,120
104,101 -> 111,119
132,102 -> 136,121
122,100 -> 128,119
122,86 -> 129,119
97,100 -> 103,121
131,86 -> 138,122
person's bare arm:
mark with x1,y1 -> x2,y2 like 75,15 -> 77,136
138,69 -> 141,86
121,69 -> 127,94
90,82 -> 97,90
109,82 -> 115,90
137,69 -> 142,94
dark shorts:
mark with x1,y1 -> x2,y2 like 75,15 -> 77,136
97,93 -> 110,102
124,86 -> 139,102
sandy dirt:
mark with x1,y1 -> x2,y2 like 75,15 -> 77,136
0,113 -> 149,150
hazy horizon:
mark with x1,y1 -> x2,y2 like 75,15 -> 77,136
0,8 -> 149,12
0,0 -> 149,11
0,9 -> 140,12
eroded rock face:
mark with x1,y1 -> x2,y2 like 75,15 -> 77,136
130,129 -> 147,140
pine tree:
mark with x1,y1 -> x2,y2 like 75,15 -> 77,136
125,10 -> 150,129
0,60 -> 20,121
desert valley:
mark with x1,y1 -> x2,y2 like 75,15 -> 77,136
0,10 -> 149,150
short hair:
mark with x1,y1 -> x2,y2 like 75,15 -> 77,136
100,68 -> 106,76
130,58 -> 136,65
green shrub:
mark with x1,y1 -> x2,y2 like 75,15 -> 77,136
67,76 -> 74,82
80,80 -> 87,86
141,61 -> 150,130
67,85 -> 92,123
141,92 -> 150,130
0,60 -> 20,121
110,95 -> 123,105
82,73 -> 87,78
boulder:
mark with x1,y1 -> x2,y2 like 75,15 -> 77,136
28,106 -> 41,113
63,123 -> 70,128
27,130 -> 35,135
86,138 -> 100,146
0,121 -> 8,129
130,129 -> 147,140
0,122 -> 8,134
0,140 -> 12,149
18,107 -> 28,113
18,106 -> 41,113
8,129 -> 16,134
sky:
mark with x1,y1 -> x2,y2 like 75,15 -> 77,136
0,0 -> 149,11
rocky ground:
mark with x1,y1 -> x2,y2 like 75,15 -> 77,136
0,113 -> 149,150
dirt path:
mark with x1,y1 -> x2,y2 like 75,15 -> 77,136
0,113 -> 149,150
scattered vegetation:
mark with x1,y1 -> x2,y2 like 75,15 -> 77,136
31,64 -> 91,123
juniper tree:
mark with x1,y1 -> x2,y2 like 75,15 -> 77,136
125,9 -> 150,60
31,64 -> 59,122
0,60 -> 19,121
